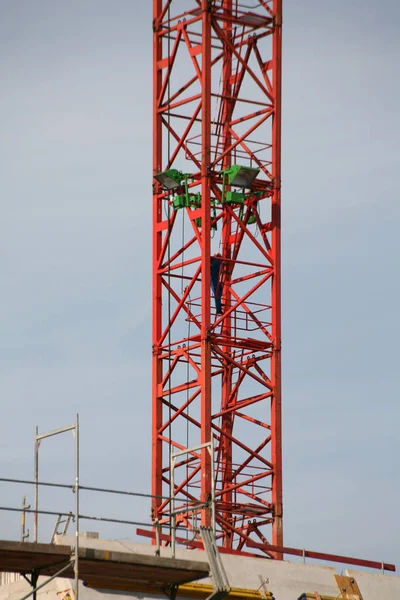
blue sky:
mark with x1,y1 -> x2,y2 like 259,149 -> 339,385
0,0 -> 399,570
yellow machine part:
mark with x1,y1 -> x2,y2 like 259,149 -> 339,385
178,583 -> 273,600
85,580 -> 274,600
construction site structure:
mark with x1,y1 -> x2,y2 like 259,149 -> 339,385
1,533 -> 399,600
152,0 -> 283,553
0,2 -> 397,599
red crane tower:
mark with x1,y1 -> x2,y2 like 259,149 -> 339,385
152,0 -> 282,555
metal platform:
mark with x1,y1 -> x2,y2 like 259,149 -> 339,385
0,540 -> 209,591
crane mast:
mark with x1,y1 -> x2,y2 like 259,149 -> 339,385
152,0 -> 282,554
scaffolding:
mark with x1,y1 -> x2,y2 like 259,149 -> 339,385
0,415 -> 395,600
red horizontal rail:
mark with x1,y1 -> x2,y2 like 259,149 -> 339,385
246,539 -> 396,572
136,528 -> 395,572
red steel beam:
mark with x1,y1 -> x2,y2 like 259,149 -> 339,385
199,0 -> 212,528
246,539 -> 396,573
151,0 -> 163,523
136,529 -> 396,573
270,0 -> 283,554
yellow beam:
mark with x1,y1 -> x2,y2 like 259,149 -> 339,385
85,580 -> 274,599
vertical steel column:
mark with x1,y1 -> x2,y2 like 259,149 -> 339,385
200,0 -> 212,528
220,0 -> 234,548
271,0 -> 283,553
152,0 -> 163,521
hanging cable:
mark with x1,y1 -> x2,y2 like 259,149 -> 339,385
181,208 -> 185,294
185,289 -> 191,541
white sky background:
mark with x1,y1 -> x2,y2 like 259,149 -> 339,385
0,0 -> 399,570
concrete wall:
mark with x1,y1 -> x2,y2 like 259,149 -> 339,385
0,572 -> 20,586
0,536 -> 399,600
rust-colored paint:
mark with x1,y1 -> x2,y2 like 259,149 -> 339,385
152,1 -> 283,551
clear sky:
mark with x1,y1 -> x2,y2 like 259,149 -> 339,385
1,0 -> 399,571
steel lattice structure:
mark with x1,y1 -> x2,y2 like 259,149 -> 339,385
152,0 -> 282,554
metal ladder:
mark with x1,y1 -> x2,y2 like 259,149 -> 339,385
50,512 -> 73,543
200,527 -> 231,600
